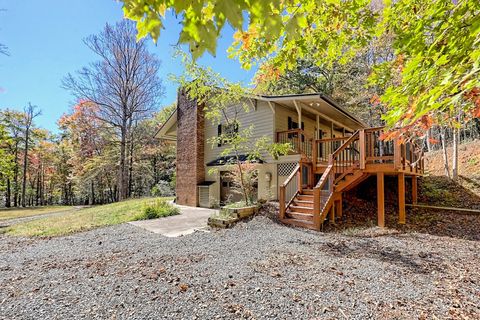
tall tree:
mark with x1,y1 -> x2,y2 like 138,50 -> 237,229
0,123 -> 14,207
20,104 -> 41,207
121,0 -> 480,131
0,110 -> 23,207
63,21 -> 164,200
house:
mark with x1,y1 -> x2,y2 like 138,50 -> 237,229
157,90 -> 423,230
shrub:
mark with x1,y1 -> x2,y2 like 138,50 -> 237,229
135,199 -> 180,220
223,201 -> 249,209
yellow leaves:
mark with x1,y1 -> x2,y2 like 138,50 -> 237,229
254,63 -> 281,85
233,26 -> 258,51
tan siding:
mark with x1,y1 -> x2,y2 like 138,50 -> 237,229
204,100 -> 275,163
274,104 -> 332,138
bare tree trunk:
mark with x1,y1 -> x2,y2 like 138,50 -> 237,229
440,127 -> 450,179
90,180 -> 95,205
21,126 -> 30,207
426,128 -> 432,152
21,104 -> 40,207
452,127 -> 459,181
118,125 -> 128,201
13,141 -> 19,207
5,178 -> 11,208
35,171 -> 40,206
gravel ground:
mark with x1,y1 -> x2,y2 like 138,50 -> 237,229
1,215 -> 479,319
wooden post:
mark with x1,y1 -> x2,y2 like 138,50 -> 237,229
316,115 -> 320,139
279,186 -> 285,220
337,195 -> 343,218
298,164 -> 303,194
377,172 -> 385,228
330,121 -> 334,138
312,139 -> 317,169
359,129 -> 366,169
398,173 -> 406,224
394,138 -> 401,170
313,187 -> 321,229
330,202 -> 335,223
412,176 -> 418,205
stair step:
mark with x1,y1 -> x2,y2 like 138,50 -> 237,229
297,194 -> 313,201
286,211 -> 313,221
302,189 -> 314,195
293,200 -> 314,208
282,218 -> 317,230
289,205 -> 313,214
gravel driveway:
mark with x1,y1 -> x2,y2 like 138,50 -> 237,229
1,216 -> 478,319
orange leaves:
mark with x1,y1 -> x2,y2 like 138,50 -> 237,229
394,54 -> 405,73
464,87 -> 480,118
419,115 -> 434,130
369,94 -> 381,106
233,26 -> 258,51
474,105 -> 480,118
379,130 -> 401,142
254,63 -> 281,85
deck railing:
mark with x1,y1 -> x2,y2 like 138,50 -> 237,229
312,131 -> 361,228
364,127 -> 423,173
276,129 -> 313,159
313,137 -> 349,163
279,164 -> 300,220
279,127 -> 424,227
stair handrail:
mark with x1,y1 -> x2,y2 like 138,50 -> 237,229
312,130 -> 361,228
279,164 -> 301,220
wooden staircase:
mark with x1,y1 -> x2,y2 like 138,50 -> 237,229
284,189 -> 315,229
278,127 -> 424,231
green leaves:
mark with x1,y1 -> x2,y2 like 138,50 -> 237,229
121,0 -> 480,130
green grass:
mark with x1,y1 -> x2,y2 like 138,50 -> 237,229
0,206 -> 73,221
4,197 -> 174,237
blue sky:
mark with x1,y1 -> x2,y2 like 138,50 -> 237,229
0,0 -> 257,131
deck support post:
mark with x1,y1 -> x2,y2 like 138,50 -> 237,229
398,173 -> 406,224
377,172 -> 385,228
336,196 -> 343,218
329,202 -> 335,224
412,176 -> 418,205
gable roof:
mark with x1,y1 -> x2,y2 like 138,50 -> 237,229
155,93 -> 365,140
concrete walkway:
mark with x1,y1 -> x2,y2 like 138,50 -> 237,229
129,205 -> 217,237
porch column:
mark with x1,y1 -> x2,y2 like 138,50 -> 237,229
377,172 -> 385,228
316,115 -> 320,139
330,121 -> 334,138
398,173 -> 406,224
293,100 -> 302,127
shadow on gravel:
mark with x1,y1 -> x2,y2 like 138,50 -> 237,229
321,240 -> 444,274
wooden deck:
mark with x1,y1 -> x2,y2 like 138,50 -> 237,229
278,127 -> 424,230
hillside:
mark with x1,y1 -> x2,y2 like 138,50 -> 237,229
424,140 -> 480,196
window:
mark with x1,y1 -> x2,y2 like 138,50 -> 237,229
287,117 -> 305,141
217,121 -> 239,147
